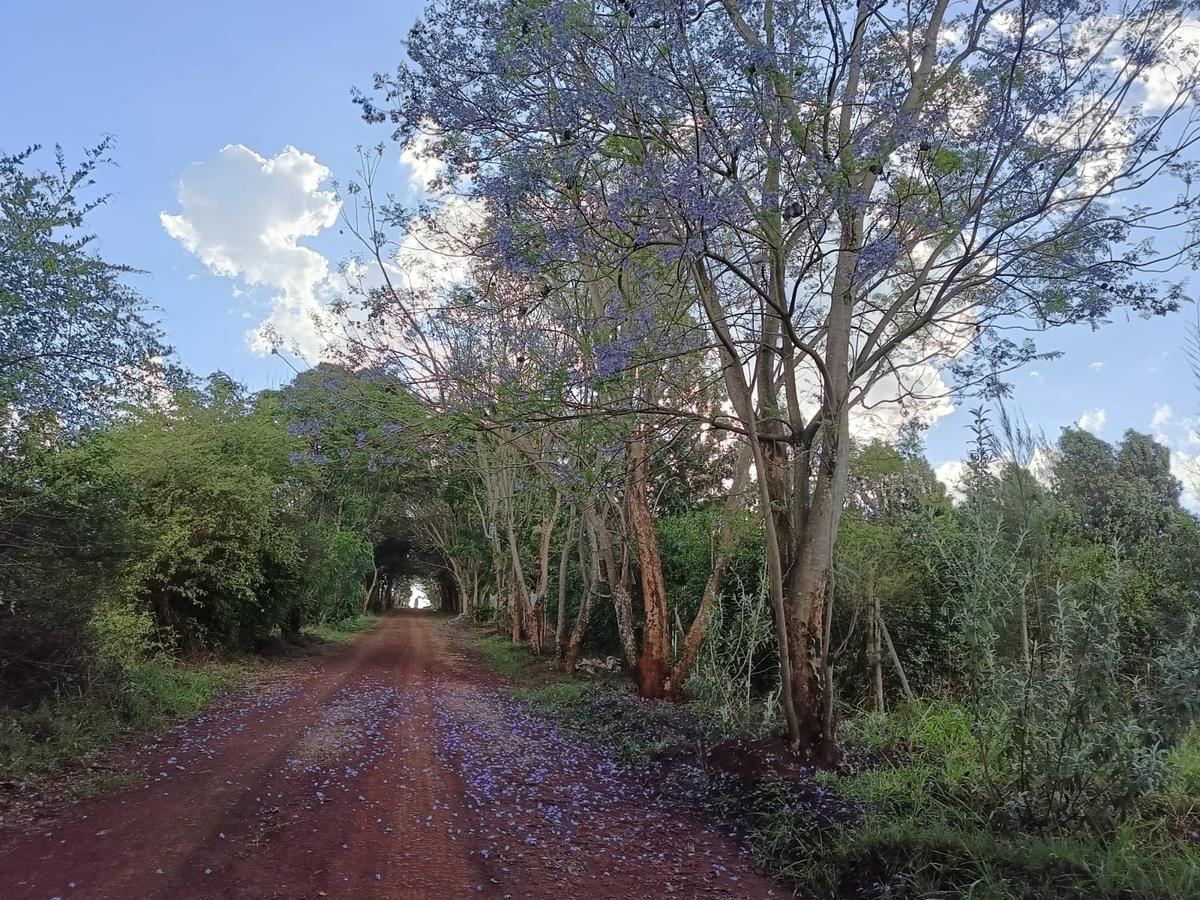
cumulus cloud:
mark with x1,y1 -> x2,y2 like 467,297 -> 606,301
393,194 -> 484,293
1140,20 -> 1200,110
850,363 -> 955,444
399,124 -> 445,194
1141,401 -> 1200,510
161,144 -> 341,358
1152,402 -> 1174,431
934,460 -> 969,503
933,447 -> 1051,504
1077,408 -> 1107,435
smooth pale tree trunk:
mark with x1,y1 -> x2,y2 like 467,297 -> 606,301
505,502 -> 530,643
564,524 -> 597,673
530,497 -> 561,655
869,573 -> 884,712
626,432 -> 671,698
362,564 -> 380,615
880,618 -> 914,700
782,412 -> 851,763
691,260 -> 801,746
555,509 -> 577,659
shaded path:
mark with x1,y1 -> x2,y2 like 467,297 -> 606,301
0,614 -> 780,899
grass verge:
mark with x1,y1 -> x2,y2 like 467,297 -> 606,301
476,634 -> 537,678
747,702 -> 1200,900
472,633 -> 691,763
1,661 -> 239,781
307,614 -> 377,644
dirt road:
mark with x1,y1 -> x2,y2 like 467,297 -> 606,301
0,614 -> 781,899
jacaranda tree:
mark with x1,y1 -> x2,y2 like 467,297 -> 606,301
359,0 -> 1200,756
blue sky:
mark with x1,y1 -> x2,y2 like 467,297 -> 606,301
3,2 -> 1196,497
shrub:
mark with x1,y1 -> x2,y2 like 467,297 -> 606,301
89,601 -> 161,672
964,568 -> 1200,832
685,574 -> 780,740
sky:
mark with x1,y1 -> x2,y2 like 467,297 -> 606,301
3,2 -> 1198,502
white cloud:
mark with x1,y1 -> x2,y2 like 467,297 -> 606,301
850,362 -> 955,444
1145,402 -> 1200,510
1077,408 -> 1107,435
1140,21 -> 1200,111
399,124 -> 445,194
394,193 -> 484,293
1029,446 -> 1056,489
935,460 -> 969,503
934,447 -> 1051,504
1089,361 -> 1105,371
1152,402 -> 1174,432
161,144 -> 341,358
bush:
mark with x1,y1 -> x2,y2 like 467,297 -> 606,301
751,703 -> 1200,899
685,575 -> 780,740
933,482 -> 1200,833
1,661 -> 235,779
965,570 -> 1200,832
477,635 -> 531,677
89,601 -> 161,672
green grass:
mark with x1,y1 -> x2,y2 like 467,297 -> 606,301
307,614 -> 377,643
1,615 -> 378,786
71,770 -> 137,800
476,634 -> 534,677
515,680 -> 592,711
1166,726 -> 1200,798
0,661 -> 238,781
748,702 -> 1200,900
473,635 -> 674,763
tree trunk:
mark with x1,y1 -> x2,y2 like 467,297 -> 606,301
582,506 -> 637,669
668,447 -> 751,694
362,564 -> 380,615
530,496 -> 561,655
555,509 -> 576,659
869,574 -> 884,712
565,524 -> 597,673
880,617 -> 913,700
626,431 -> 671,698
781,410 -> 851,763
505,503 -> 529,643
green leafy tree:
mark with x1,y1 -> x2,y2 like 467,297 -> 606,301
0,141 -> 166,447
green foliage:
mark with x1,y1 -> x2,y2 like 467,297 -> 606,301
104,377 -> 305,650
685,576 -> 780,740
753,704 -> 1200,899
939,476 -> 1200,829
658,505 -> 763,629
0,661 -> 236,779
0,140 -> 167,444
89,602 -> 161,672
831,440 -> 957,698
477,635 -> 532,677
0,434 -> 141,703
516,680 -> 591,712
301,530 -> 375,625
306,615 -> 377,643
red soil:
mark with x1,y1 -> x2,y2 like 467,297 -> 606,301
0,614 -> 783,899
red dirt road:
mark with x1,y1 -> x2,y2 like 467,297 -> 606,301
0,614 -> 782,899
